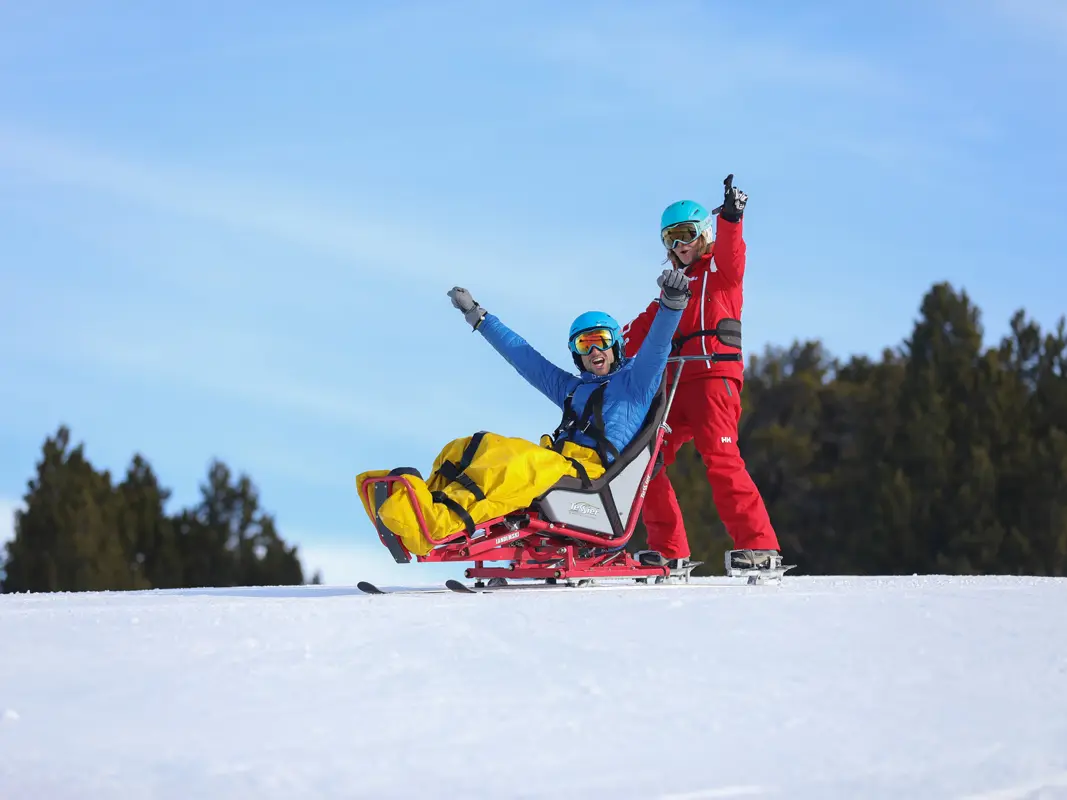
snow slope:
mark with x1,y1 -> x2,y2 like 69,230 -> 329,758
2,574 -> 1066,800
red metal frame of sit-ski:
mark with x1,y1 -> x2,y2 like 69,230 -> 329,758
357,355 -> 717,584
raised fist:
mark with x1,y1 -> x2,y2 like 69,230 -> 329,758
657,268 -> 691,311
447,287 -> 487,330
719,173 -> 747,223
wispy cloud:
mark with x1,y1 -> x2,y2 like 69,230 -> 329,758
0,3 -> 454,86
988,0 -> 1067,48
0,124 -> 648,309
0,285 -> 503,453
936,0 -> 1067,54
0,125 -> 406,276
523,3 -> 909,104
69,325 -> 458,439
509,3 -> 980,181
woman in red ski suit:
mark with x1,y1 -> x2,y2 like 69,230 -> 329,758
622,175 -> 780,570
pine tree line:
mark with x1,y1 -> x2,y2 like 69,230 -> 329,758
1,428 -> 317,593
659,281 -> 1067,576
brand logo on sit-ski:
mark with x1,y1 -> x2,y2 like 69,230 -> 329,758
569,502 -> 600,517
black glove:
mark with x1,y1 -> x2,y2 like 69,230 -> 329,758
447,287 -> 487,330
657,268 -> 691,311
718,173 -> 747,223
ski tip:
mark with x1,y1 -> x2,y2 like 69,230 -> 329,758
445,579 -> 477,593
357,580 -> 385,594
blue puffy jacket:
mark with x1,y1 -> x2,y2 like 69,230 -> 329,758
476,304 -> 683,462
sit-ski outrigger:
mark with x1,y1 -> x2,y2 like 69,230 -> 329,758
357,353 -> 792,594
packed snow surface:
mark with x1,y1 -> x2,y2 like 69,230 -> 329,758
2,574 -> 1066,799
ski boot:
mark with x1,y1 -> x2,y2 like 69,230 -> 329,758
636,549 -> 667,567
725,549 -> 792,584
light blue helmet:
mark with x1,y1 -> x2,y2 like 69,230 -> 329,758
568,310 -> 624,372
660,199 -> 713,248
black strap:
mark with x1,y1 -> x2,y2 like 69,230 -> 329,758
437,468 -> 484,501
564,456 -> 592,488
671,317 -> 743,354
547,389 -> 594,486
387,466 -> 423,480
549,383 -> 619,467
579,383 -> 620,465
436,431 -> 487,501
431,490 -> 477,536
549,388 -> 579,445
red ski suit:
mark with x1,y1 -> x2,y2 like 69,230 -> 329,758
622,217 -> 779,559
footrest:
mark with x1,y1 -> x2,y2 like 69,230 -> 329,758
636,550 -> 669,567
372,480 -> 411,565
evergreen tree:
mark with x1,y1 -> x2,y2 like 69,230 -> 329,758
176,460 -> 305,588
116,454 -> 182,589
2,430 -> 311,592
634,281 -> 1066,579
2,427 -> 137,592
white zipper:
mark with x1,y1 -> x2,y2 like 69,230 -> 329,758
700,272 -> 709,365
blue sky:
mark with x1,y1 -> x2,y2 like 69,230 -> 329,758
2,0 -> 1064,585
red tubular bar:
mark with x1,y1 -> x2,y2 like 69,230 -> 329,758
463,542 -> 669,582
464,563 -> 667,580
358,475 -> 430,543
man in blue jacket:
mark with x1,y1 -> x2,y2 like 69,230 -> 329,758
447,268 -> 690,465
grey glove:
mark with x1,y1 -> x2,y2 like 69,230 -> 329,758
657,268 -> 691,311
447,286 -> 487,330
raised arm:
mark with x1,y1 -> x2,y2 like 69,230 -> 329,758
712,174 -> 748,286
624,270 -> 688,402
447,287 -> 574,408
713,217 -> 746,285
477,314 -> 574,407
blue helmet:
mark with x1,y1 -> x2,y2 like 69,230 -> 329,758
660,199 -> 713,247
568,311 -> 624,372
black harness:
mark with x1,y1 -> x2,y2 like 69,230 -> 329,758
548,382 -> 619,486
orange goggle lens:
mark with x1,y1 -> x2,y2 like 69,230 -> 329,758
570,328 -> 615,356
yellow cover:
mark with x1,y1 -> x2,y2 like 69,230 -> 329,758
356,432 -> 605,556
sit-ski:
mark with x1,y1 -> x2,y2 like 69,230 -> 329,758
357,354 -> 792,595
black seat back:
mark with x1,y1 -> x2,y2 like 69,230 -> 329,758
533,380 -> 668,537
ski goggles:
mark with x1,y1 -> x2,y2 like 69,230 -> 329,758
569,327 -> 616,355
660,220 -> 704,249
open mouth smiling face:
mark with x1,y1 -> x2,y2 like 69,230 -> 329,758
582,347 -> 614,376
